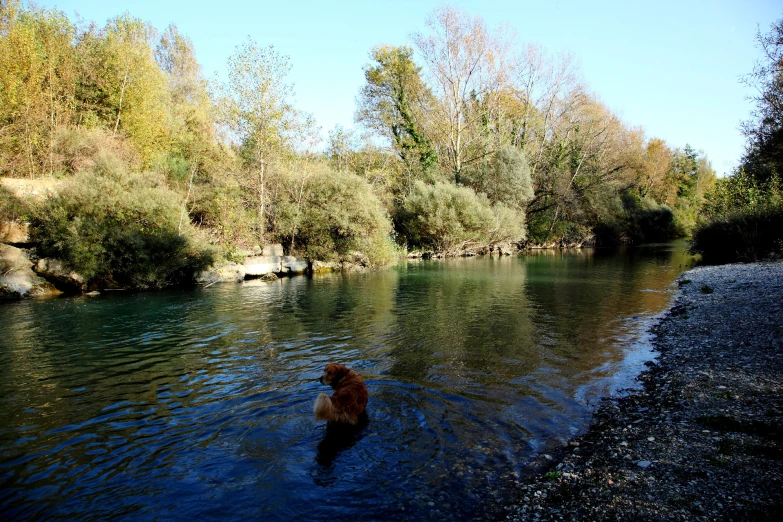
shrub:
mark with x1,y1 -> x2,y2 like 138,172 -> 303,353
52,126 -> 139,176
30,169 -> 214,289
490,203 -> 526,244
0,185 -> 29,222
190,175 -> 258,249
272,165 -> 398,266
397,180 -> 502,250
592,191 -> 677,245
460,145 -> 534,209
624,193 -> 677,243
691,203 -> 783,264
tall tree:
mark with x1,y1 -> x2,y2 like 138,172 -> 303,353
216,38 -> 307,239
356,45 -> 437,173
74,14 -> 169,165
155,24 -> 215,176
412,5 -> 510,182
0,4 -> 77,176
741,17 -> 783,183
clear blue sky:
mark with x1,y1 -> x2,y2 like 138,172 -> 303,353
35,0 -> 782,176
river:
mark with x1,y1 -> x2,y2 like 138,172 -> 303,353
0,242 -> 695,520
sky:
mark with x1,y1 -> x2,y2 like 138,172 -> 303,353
34,0 -> 783,176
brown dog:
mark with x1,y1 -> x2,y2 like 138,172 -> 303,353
313,363 -> 368,425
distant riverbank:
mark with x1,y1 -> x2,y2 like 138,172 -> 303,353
509,261 -> 783,521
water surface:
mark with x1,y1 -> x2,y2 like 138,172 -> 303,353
0,243 -> 694,520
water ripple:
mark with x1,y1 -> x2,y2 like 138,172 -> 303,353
0,243 -> 696,520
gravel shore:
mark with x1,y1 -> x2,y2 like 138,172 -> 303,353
508,262 -> 783,521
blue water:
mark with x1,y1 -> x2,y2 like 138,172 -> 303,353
0,243 -> 695,520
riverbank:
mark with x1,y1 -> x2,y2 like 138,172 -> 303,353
508,261 -> 783,521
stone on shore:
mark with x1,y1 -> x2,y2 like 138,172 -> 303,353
311,260 -> 339,273
0,244 -> 61,299
262,244 -> 284,257
508,261 -> 783,521
34,258 -> 86,293
197,262 -> 246,284
1,221 -> 29,244
281,256 -> 308,274
243,255 -> 281,276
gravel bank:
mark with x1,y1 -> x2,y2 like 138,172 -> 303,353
508,262 -> 783,521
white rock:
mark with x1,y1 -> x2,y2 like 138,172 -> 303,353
0,244 -> 61,298
243,255 -> 281,276
281,256 -> 308,274
262,244 -> 284,257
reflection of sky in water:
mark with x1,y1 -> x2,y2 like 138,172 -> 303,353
0,242 -> 696,521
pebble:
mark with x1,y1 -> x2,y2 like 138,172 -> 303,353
507,262 -> 783,522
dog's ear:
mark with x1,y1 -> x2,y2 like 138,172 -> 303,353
325,363 -> 349,385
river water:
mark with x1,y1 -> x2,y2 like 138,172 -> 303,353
0,243 -> 695,520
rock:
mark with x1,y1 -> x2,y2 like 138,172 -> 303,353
311,260 -> 339,273
281,256 -> 308,274
637,460 -> 652,469
262,243 -> 284,257
197,262 -> 246,284
243,255 -> 281,276
346,250 -> 370,266
0,221 -> 29,244
34,258 -> 86,293
491,242 -> 516,256
0,244 -> 61,299
341,261 -> 369,273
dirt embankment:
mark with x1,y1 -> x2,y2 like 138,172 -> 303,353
508,262 -> 783,521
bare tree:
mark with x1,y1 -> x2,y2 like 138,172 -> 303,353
412,5 -> 510,182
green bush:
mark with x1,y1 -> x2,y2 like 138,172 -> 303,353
490,203 -> 526,244
592,191 -> 677,245
460,145 -> 534,209
0,185 -> 29,222
397,180 -> 503,250
30,169 -> 214,289
190,176 -> 258,249
691,203 -> 783,264
624,193 -> 677,243
52,127 -> 138,176
272,165 -> 398,266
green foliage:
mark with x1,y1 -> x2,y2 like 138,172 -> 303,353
75,15 -> 170,166
51,126 -> 139,176
702,171 -> 782,218
527,207 -> 593,246
356,45 -> 437,173
740,18 -> 783,184
0,5 -> 78,176
190,174 -> 258,248
271,164 -> 398,266
461,145 -> 534,209
693,17 -> 783,265
622,192 -> 677,243
0,185 -> 29,222
30,170 -> 214,289
397,180 -> 514,250
490,203 -> 527,244
692,203 -> 783,264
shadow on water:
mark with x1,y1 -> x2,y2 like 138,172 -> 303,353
0,241 -> 696,520
314,413 -> 369,470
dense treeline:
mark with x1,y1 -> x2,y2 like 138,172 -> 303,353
693,16 -> 783,263
0,2 -> 717,287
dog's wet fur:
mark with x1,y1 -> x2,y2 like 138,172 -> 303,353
314,363 -> 368,425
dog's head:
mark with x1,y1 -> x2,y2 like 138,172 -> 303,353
319,363 -> 349,387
